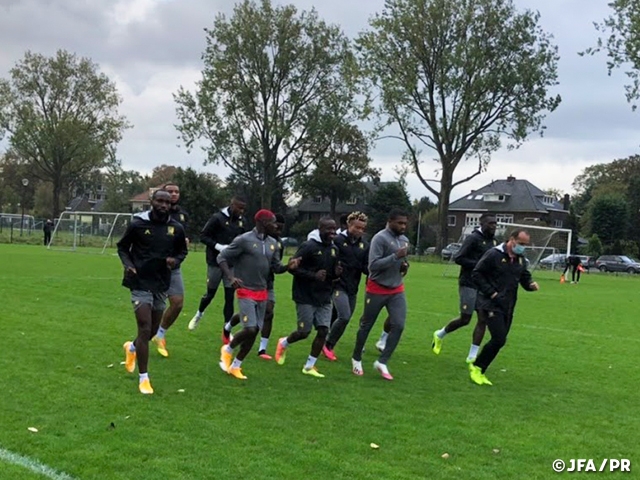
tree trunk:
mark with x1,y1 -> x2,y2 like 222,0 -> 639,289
330,191 -> 338,219
52,178 -> 62,219
436,174 -> 453,253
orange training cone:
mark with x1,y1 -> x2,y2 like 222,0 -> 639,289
560,275 -> 565,284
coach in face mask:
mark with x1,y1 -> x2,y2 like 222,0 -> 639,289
468,228 -> 539,386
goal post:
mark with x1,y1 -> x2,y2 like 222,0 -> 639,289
442,221 -> 572,275
47,211 -> 133,254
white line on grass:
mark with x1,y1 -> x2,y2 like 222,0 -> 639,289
0,447 -> 76,480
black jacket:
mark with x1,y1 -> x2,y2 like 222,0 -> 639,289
267,237 -> 285,291
454,228 -> 497,288
291,232 -> 340,306
472,243 -> 535,315
169,205 -> 189,234
200,207 -> 247,266
117,211 -> 188,293
334,232 -> 368,295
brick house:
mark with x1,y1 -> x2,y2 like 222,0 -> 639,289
447,176 -> 570,242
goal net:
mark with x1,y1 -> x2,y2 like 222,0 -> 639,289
47,211 -> 132,254
443,222 -> 572,276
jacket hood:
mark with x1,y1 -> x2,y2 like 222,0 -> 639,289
307,229 -> 322,243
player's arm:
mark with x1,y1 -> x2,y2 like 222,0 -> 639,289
169,226 -> 188,269
454,235 -> 478,268
290,242 -> 319,280
472,250 -> 498,298
519,267 -> 538,291
199,215 -> 219,249
369,236 -> 403,274
116,223 -> 136,272
217,236 -> 244,286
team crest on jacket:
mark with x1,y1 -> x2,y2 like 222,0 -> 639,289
167,226 -> 175,235
239,221 -> 244,227
270,244 -> 275,251
359,243 -> 364,249
180,214 -> 185,221
144,229 -> 151,235
331,248 -> 336,256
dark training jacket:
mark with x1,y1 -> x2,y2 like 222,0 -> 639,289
472,243 -> 535,315
169,204 -> 189,234
454,228 -> 497,288
117,211 -> 188,293
200,207 -> 247,266
333,232 -> 369,295
291,231 -> 340,306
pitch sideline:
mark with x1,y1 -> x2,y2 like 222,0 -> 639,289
0,447 -> 76,480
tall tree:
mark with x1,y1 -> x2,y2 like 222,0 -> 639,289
367,182 -> 412,235
101,156 -> 146,214
173,167 -> 228,239
358,0 -> 561,250
583,0 -> 640,108
0,50 -> 130,217
585,193 -> 630,245
147,164 -> 178,187
293,123 -> 379,218
174,0 -> 361,209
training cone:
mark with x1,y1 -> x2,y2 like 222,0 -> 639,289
560,275 -> 565,284
578,265 -> 585,273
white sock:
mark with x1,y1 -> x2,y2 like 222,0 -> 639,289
304,356 -> 317,370
231,358 -> 242,369
129,342 -> 136,353
156,327 -> 166,339
280,338 -> 289,348
379,332 -> 389,342
436,328 -> 447,339
224,345 -> 233,354
139,372 -> 149,382
224,322 -> 232,332
468,344 -> 480,360
259,337 -> 269,352
196,311 -> 203,318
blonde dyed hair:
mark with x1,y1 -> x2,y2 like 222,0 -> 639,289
347,211 -> 368,224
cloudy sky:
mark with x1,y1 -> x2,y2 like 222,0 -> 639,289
1,0 -> 638,202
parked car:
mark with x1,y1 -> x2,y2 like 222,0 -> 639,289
281,237 -> 299,248
441,243 -> 462,261
577,255 -> 596,270
538,253 -> 566,269
595,255 -> 640,273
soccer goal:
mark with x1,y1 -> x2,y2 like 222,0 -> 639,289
47,211 -> 132,254
442,222 -> 572,275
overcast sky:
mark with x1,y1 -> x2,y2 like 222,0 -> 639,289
1,0 -> 638,202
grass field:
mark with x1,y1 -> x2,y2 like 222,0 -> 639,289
1,244 -> 638,479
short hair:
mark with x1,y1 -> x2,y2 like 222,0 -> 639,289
509,228 -> 529,239
480,213 -> 496,221
318,216 -> 335,228
347,211 -> 368,223
152,188 -> 169,199
231,194 -> 247,204
275,213 -> 285,224
163,182 -> 179,190
388,208 -> 409,221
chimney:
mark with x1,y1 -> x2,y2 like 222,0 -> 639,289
506,175 -> 515,182
563,193 -> 570,211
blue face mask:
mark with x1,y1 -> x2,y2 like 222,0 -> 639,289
513,244 -> 526,255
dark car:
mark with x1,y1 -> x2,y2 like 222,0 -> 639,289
595,255 -> 640,273
441,243 -> 462,261
577,255 -> 596,270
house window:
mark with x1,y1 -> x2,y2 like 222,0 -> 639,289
553,219 -> 563,228
465,213 -> 481,227
313,195 -> 322,204
496,214 -> 514,224
345,196 -> 357,205
474,194 -> 483,200
483,193 -> 506,202
523,217 -> 540,223
542,196 -> 555,205
447,215 -> 456,227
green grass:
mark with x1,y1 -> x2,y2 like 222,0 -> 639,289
0,244 -> 638,479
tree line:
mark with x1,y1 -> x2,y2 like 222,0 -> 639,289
0,0 -> 636,251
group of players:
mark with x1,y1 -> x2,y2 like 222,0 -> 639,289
116,184 -> 538,394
